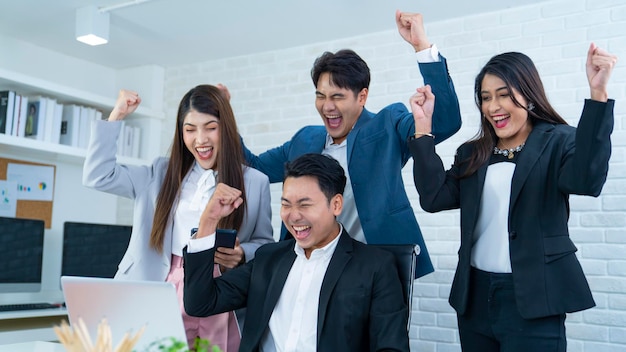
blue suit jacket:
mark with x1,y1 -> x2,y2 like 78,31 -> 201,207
243,56 -> 462,278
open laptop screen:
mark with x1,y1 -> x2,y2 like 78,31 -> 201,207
0,216 -> 45,293
61,276 -> 187,351
61,221 -> 131,279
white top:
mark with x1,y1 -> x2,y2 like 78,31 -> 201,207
172,163 -> 217,256
471,161 -> 515,273
261,226 -> 342,352
323,137 -> 365,243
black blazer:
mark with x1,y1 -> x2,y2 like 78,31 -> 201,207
409,99 -> 614,319
183,230 -> 410,351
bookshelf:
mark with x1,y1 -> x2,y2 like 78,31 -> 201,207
0,61 -> 165,345
0,67 -> 165,165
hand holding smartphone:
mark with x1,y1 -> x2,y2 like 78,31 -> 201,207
215,229 -> 237,249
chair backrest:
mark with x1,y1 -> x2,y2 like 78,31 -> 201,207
370,244 -> 418,331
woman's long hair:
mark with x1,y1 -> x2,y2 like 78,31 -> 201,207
461,52 -> 568,177
150,85 -> 246,252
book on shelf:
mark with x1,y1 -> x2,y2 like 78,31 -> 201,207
78,106 -> 98,149
43,97 -> 57,142
0,90 -> 17,135
51,101 -> 63,144
25,96 -> 47,140
11,95 -> 28,137
2,90 -> 143,158
60,104 -> 81,147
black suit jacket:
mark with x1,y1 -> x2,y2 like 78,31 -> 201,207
409,99 -> 614,319
183,230 -> 409,351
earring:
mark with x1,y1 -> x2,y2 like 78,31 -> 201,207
527,102 -> 535,111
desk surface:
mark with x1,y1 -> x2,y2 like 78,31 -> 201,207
0,308 -> 67,320
0,341 -> 65,352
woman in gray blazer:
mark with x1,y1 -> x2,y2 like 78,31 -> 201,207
83,85 -> 274,351
408,44 -> 617,351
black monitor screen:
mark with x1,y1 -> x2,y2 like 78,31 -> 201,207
0,216 -> 45,292
61,221 -> 132,279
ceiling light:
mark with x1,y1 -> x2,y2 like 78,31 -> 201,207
75,5 -> 110,46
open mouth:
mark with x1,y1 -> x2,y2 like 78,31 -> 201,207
326,115 -> 342,129
493,116 -> 510,129
292,225 -> 312,240
196,146 -> 214,160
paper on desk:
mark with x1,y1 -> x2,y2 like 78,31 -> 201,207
6,163 -> 54,201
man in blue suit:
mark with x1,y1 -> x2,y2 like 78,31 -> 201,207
242,11 -> 462,278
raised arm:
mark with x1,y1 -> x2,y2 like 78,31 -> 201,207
83,89 -> 156,198
397,10 -> 462,143
560,43 -> 617,196
586,42 -> 617,102
408,85 -> 461,212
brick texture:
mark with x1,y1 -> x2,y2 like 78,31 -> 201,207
164,0 -> 626,350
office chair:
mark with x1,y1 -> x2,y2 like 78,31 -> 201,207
370,244 -> 419,331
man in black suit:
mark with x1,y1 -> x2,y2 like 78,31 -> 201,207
184,153 -> 409,351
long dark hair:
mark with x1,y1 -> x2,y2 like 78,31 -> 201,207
150,85 -> 246,252
461,52 -> 568,177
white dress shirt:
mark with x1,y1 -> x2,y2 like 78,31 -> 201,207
260,226 -> 342,352
172,163 -> 217,256
323,138 -> 364,243
471,161 -> 515,273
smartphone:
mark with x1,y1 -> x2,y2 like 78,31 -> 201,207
215,229 -> 237,248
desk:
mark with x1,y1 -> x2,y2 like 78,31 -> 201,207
0,341 -> 65,352
0,309 -> 67,344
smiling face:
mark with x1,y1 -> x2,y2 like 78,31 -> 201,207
280,175 -> 342,258
315,72 -> 367,145
480,73 -> 533,148
182,110 -> 220,170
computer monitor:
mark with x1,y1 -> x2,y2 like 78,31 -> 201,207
0,216 -> 45,293
61,221 -> 132,279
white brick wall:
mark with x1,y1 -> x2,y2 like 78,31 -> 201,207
164,0 -> 626,350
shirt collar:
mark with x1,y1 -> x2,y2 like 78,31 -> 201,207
293,223 -> 343,260
188,162 -> 218,211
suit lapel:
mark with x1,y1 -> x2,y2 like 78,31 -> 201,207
346,109 -> 373,163
510,123 -> 552,212
260,249 -> 297,326
465,161 -> 488,234
317,231 -> 353,341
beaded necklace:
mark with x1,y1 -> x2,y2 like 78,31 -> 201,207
493,143 -> 525,159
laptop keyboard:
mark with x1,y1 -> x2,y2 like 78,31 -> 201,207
0,302 -> 63,312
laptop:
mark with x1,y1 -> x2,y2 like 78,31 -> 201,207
61,276 -> 187,351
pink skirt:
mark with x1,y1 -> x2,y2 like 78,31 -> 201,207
166,255 -> 241,351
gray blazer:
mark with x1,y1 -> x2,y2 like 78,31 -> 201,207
83,120 -> 274,281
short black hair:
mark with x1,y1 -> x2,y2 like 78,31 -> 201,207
311,49 -> 370,96
284,154 -> 346,202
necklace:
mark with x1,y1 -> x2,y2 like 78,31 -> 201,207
493,143 -> 525,159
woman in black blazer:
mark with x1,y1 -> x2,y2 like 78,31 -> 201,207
407,43 -> 617,352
